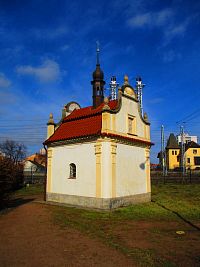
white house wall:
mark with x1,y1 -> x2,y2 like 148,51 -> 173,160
116,143 -> 147,197
24,161 -> 37,171
50,142 -> 96,197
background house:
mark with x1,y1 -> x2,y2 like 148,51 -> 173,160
166,133 -> 180,170
23,153 -> 46,184
158,133 -> 200,171
177,133 -> 198,145
185,141 -> 200,170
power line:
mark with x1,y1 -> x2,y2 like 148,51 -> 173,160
0,117 -> 60,122
176,107 -> 200,124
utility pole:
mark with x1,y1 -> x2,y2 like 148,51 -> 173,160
180,125 -> 185,176
161,125 -> 165,176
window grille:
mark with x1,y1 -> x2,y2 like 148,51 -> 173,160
69,163 -> 76,178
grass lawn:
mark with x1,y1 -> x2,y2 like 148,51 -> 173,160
50,183 -> 200,222
152,183 -> 200,221
15,183 -> 200,221
49,184 -> 200,267
15,184 -> 44,196
16,183 -> 200,266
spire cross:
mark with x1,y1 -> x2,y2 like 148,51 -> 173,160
96,41 -> 100,65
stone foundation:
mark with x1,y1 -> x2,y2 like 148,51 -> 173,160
46,192 -> 151,210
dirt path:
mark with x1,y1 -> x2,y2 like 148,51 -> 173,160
0,197 -> 135,267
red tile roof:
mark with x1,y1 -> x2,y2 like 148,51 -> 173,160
26,153 -> 46,167
47,115 -> 102,143
63,100 -> 118,121
45,100 -> 152,147
45,100 -> 118,144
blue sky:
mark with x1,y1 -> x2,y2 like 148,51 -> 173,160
0,0 -> 200,161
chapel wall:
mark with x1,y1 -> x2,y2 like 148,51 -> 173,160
50,142 -> 96,197
116,143 -> 147,197
114,96 -> 147,139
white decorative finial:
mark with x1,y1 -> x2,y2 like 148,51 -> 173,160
109,76 -> 119,100
136,76 -> 145,116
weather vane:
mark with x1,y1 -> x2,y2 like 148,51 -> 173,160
96,40 -> 100,65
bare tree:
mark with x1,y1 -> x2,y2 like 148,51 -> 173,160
0,140 -> 26,208
0,140 -> 27,164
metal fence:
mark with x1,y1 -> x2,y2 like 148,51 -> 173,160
23,171 -> 45,184
151,170 -> 200,184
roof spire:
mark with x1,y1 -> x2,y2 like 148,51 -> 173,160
96,40 -> 100,65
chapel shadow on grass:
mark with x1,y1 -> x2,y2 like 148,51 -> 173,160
8,197 -> 35,208
0,197 -> 35,213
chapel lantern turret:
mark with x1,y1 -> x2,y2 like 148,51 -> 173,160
91,41 -> 105,108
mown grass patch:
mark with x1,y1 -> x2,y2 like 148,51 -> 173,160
50,183 -> 200,267
51,205 -> 176,266
15,184 -> 44,196
51,184 -> 200,232
52,184 -> 200,223
151,184 -> 200,220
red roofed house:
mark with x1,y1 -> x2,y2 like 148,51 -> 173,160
24,152 -> 46,184
44,50 -> 152,209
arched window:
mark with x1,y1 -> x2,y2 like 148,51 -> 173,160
69,163 -> 76,178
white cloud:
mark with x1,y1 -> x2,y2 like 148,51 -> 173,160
156,9 -> 174,26
163,50 -> 182,62
4,45 -> 23,56
32,26 -> 69,40
0,91 -> 17,105
148,97 -> 164,104
128,13 -> 151,28
111,0 -> 146,17
127,8 -> 174,28
164,21 -> 188,42
127,8 -> 193,44
16,59 -> 62,83
0,73 -> 11,88
61,44 -> 70,51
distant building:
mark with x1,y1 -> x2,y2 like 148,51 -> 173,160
158,133 -> 200,170
24,153 -> 46,183
166,133 -> 180,170
177,133 -> 198,145
185,141 -> 200,169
